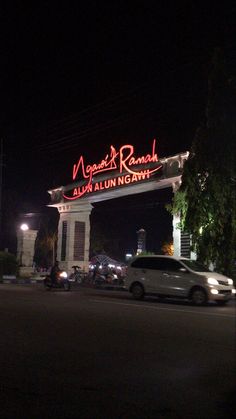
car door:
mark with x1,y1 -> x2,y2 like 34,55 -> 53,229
158,258 -> 190,297
129,257 -> 157,292
146,257 -> 165,293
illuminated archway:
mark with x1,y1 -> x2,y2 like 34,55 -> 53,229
48,140 -> 189,272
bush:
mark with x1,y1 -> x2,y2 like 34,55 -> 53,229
0,251 -> 18,277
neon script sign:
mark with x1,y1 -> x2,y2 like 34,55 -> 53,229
63,139 -> 162,200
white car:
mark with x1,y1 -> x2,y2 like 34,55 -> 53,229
124,255 -> 235,305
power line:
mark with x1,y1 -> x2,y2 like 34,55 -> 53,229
34,85 -> 200,155
0,138 -> 5,248
35,105 -> 158,152
33,54 -> 207,143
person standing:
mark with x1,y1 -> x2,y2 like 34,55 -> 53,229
50,260 -> 60,284
93,261 -> 100,281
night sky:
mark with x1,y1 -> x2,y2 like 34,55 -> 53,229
1,2 -> 235,257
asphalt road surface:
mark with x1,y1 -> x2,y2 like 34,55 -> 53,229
0,284 -> 235,419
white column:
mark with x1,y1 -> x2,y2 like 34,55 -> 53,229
172,213 -> 181,257
17,229 -> 38,277
172,180 -> 195,259
57,202 -> 93,273
17,229 -> 38,267
172,181 -> 181,257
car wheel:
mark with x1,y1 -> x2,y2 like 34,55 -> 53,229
191,288 -> 208,305
131,283 -> 144,300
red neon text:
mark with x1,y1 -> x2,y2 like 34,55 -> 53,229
63,140 -> 162,200
65,171 -> 151,200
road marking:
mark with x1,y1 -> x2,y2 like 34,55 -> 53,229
89,299 -> 235,318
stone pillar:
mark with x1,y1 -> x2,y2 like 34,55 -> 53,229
57,202 -> 93,273
172,180 -> 195,259
17,229 -> 38,277
172,181 -> 181,257
190,248 -> 197,260
172,213 -> 181,257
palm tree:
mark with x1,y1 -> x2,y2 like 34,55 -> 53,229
34,228 -> 58,268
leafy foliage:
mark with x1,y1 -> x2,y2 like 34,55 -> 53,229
0,251 -> 18,276
34,212 -> 59,268
35,231 -> 57,269
161,241 -> 174,256
170,49 -> 236,275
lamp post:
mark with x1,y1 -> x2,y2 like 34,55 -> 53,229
20,223 -> 29,231
17,223 -> 38,277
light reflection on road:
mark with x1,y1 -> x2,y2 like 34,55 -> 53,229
89,298 -> 236,318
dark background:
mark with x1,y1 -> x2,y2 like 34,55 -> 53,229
0,2 -> 235,258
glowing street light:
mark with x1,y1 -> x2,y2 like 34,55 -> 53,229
20,223 -> 29,231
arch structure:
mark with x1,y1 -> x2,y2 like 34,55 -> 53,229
48,140 -> 189,272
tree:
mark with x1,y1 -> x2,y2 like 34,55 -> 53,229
90,219 -> 111,256
170,49 -> 236,275
34,212 -> 59,268
0,251 -> 18,277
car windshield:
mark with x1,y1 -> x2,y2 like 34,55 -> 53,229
180,259 -> 211,272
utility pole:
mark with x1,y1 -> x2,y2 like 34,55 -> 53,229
0,138 -> 4,249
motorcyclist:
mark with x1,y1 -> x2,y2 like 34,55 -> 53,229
93,261 -> 100,282
70,265 -> 82,282
50,260 -> 61,285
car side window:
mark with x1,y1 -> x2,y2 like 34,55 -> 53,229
131,257 -> 167,270
163,259 -> 183,271
131,258 -> 148,269
151,258 -> 166,270
146,258 -> 164,270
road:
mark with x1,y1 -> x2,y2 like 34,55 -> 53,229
0,284 -> 235,419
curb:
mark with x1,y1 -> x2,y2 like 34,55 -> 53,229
0,278 -> 44,284
0,278 -> 126,291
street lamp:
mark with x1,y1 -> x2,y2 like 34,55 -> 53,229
20,223 -> 29,231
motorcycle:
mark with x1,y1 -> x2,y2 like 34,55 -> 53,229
44,270 -> 70,291
69,265 -> 84,284
94,273 -> 107,287
94,271 -> 123,287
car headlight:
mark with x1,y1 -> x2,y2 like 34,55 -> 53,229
207,277 -> 219,285
59,271 -> 68,279
227,278 -> 233,285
